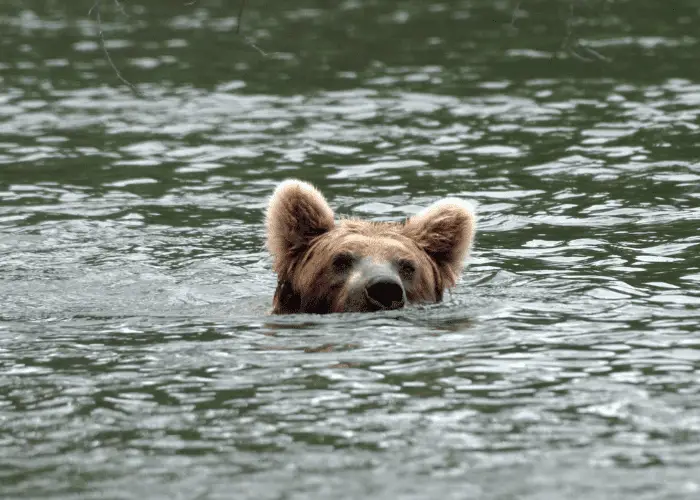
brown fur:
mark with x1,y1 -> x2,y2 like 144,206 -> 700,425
266,179 -> 476,314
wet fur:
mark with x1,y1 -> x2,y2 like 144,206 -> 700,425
266,179 -> 476,314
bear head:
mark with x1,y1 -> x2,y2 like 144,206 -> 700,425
266,179 -> 476,314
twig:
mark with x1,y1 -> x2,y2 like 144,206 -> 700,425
561,0 -> 575,53
113,0 -> 128,17
237,0 -> 247,34
561,0 -> 610,62
90,0 -> 142,96
233,1 -> 281,59
510,0 -> 521,29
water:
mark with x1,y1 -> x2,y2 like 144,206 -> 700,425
1,0 -> 700,498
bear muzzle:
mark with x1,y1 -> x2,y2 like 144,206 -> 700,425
364,275 -> 406,311
344,261 -> 407,312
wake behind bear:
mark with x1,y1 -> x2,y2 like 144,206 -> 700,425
266,180 -> 477,314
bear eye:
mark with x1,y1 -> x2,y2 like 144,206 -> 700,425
332,252 -> 355,273
397,259 -> 416,279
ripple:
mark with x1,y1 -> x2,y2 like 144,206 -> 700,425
2,1 -> 700,499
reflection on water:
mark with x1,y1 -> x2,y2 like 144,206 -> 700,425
1,0 -> 699,498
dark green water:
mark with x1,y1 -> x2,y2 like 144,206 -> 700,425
2,0 -> 700,498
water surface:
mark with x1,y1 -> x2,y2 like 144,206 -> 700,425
1,1 -> 699,498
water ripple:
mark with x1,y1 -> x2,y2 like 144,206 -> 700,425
2,0 -> 700,498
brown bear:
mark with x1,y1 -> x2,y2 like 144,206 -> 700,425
265,179 -> 476,314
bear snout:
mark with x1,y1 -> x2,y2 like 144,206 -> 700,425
341,261 -> 408,313
364,276 -> 406,311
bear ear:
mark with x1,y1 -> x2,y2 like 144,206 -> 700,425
266,179 -> 335,274
403,198 -> 476,286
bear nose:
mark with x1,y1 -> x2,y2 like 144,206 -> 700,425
364,277 -> 406,310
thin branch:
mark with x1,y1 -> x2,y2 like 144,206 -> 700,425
233,1 -> 282,59
561,0 -> 610,63
572,42 -> 611,62
90,0 -> 141,96
113,0 -> 128,17
561,0 -> 575,53
237,0 -> 247,34
510,0 -> 522,29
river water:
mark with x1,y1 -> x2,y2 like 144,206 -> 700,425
1,1 -> 699,498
